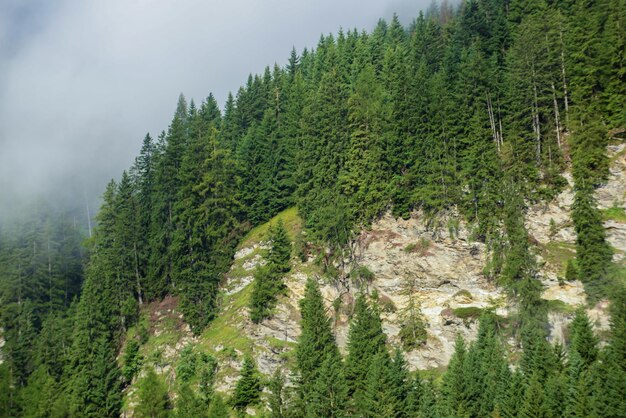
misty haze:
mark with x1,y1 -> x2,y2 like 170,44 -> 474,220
0,0 -> 421,222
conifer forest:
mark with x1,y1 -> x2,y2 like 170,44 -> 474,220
1,0 -> 625,416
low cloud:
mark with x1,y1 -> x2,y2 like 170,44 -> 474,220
0,0 -> 427,219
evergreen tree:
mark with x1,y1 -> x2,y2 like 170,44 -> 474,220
520,373 -> 550,418
207,394 -> 230,418
231,355 -> 262,411
440,335 -> 468,416
268,369 -> 288,418
175,384 -> 206,418
250,220 -> 292,323
295,278 -> 342,412
135,368 -> 169,418
398,276 -> 428,349
344,294 -> 387,396
307,350 -> 349,418
568,308 -> 599,367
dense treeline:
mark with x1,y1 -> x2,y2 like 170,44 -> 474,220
0,206 -> 84,414
1,0 -> 624,414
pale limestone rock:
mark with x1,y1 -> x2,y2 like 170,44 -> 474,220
542,281 -> 586,306
605,220 -> 626,262
234,246 -> 256,260
143,143 -> 624,401
225,275 -> 254,295
243,254 -> 266,271
597,143 -> 626,210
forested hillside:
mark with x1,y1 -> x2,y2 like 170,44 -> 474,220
1,0 -> 625,416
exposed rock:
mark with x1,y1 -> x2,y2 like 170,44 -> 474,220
243,254 -> 266,271
599,142 -> 626,261
605,220 -> 626,262
225,275 -> 254,295
135,143 -> 624,405
353,212 -> 505,369
597,143 -> 626,210
526,173 -> 576,245
542,281 -> 586,306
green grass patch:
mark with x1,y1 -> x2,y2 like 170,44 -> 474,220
293,260 -> 322,277
417,366 -> 447,384
608,264 -> 626,285
453,289 -> 473,300
265,336 -> 296,351
199,285 -> 253,355
452,306 -> 483,319
603,206 -> 626,222
404,237 -> 432,255
541,241 -> 576,272
239,207 -> 302,249
545,299 -> 577,314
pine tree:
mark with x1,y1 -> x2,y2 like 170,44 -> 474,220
344,294 -> 388,396
122,338 -> 143,384
295,278 -> 342,411
339,63 -> 390,224
440,334 -> 468,416
564,350 -> 595,417
231,355 -> 262,411
135,368 -> 169,418
418,378 -> 440,418
175,384 -> 206,418
268,369 -> 288,418
173,125 -> 243,333
19,364 -> 60,417
499,370 -> 525,418
592,284 -> 626,417
520,373 -> 550,418
388,348 -> 416,418
307,350 -> 348,418
250,220 -> 292,323
398,276 -> 428,349
148,94 -> 189,297
207,394 -> 230,418
569,308 -> 599,367
354,351 -> 400,417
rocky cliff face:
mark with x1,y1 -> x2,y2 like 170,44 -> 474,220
123,142 -> 625,408
222,142 -> 625,382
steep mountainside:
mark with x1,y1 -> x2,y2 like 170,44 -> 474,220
120,141 -> 625,413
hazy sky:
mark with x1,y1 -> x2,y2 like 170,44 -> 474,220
0,0 -> 429,218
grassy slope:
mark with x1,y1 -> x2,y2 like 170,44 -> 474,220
121,208 -> 305,413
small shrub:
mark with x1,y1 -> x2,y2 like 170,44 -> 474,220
199,353 -> 218,402
565,259 -> 579,282
603,205 -> 626,222
399,322 -> 427,350
122,339 -> 143,384
447,218 -> 461,240
453,289 -> 473,301
137,320 -> 150,344
176,345 -> 197,383
378,294 -> 397,313
546,299 -> 576,314
404,237 -> 432,255
549,218 -> 558,237
350,265 -> 375,289
294,234 -> 308,262
452,306 -> 483,319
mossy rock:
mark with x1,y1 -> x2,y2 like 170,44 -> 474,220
452,306 -> 483,319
